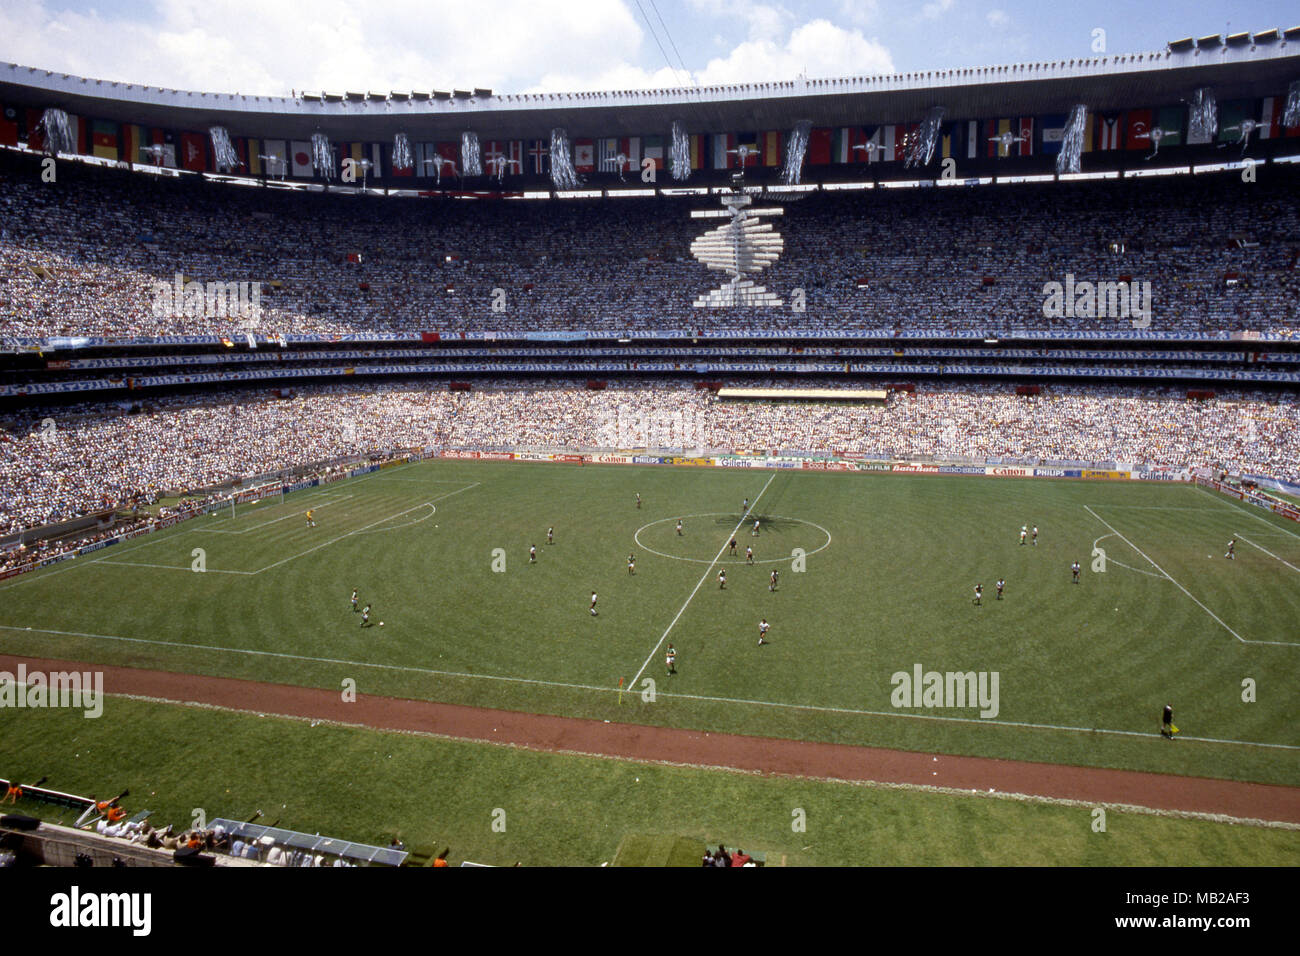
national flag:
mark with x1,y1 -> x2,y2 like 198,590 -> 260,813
91,120 -> 119,160
733,131 -> 757,168
1260,96 -> 1282,139
620,137 -> 641,170
181,131 -> 207,171
1154,106 -> 1184,146
290,140 -> 313,176
1124,109 -> 1153,150
70,114 -> 87,155
760,130 -> 782,166
261,139 -> 287,175
712,133 -> 734,169
831,127 -> 851,163
965,120 -> 979,159
573,138 -> 594,172
940,121 -> 964,159
528,139 -> 549,174
507,140 -> 524,170
643,134 -> 664,170
1217,100 -> 1254,143
597,137 -> 620,172
0,106 -> 18,147
436,141 -> 458,171
988,118 -> 1011,157
690,133 -> 708,169
247,139 -> 262,175
121,123 -> 144,164
1039,114 -> 1068,155
24,109 -> 45,150
1094,112 -> 1122,150
1016,117 -> 1034,156
807,127 -> 832,165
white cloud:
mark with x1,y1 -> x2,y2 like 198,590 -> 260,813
921,0 -> 955,20
0,0 -> 892,96
987,9 -> 1010,27
696,19 -> 893,84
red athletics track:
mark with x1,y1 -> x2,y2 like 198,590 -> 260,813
2,654 -> 1296,825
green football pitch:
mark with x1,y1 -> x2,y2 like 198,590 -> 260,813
2,458 -> 1297,787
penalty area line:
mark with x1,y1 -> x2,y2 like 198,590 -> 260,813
1083,505 -> 1296,647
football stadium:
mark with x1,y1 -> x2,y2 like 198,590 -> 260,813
0,3 -> 1298,890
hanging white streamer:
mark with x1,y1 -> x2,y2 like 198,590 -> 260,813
311,133 -> 334,179
210,126 -> 238,172
461,132 -> 482,177
40,107 -> 74,156
1283,80 -> 1300,131
393,132 -> 413,172
670,120 -> 690,181
549,127 -> 581,189
1188,88 -> 1217,142
1056,105 -> 1087,175
904,107 -> 946,169
779,120 -> 811,185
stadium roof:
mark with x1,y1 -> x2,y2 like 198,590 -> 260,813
2,31 -> 1299,142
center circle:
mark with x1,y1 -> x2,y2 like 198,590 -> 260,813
634,513 -> 832,564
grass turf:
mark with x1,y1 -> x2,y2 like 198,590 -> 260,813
1,459 -> 1297,787
2,697 -> 1296,867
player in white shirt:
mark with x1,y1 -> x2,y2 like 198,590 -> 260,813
666,644 -> 677,674
752,519 -> 760,537
718,568 -> 727,589
676,519 -> 683,536
973,584 -> 982,606
769,569 -> 778,592
746,546 -> 753,565
758,618 -> 770,646
1225,537 -> 1236,560
1071,561 -> 1081,583
1019,526 -> 1027,545
529,545 -> 536,564
590,591 -> 598,615
1032,526 -> 1039,546
627,553 -> 636,575
547,526 -> 554,545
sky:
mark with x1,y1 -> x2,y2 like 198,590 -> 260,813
0,1 -> 1295,97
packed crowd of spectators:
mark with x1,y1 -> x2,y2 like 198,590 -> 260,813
2,379 -> 1296,542
2,150 -> 1297,340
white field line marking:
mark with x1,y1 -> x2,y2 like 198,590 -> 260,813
249,482 -> 477,574
95,560 -> 253,575
195,494 -> 354,534
1091,534 -> 1165,578
1194,483 -> 1300,544
352,503 -> 436,535
0,463 -> 432,592
1236,533 -> 1300,574
1084,505 -> 1297,647
1085,505 -> 1220,511
627,473 -> 777,689
104,694 -> 1300,829
2,622 -> 1297,752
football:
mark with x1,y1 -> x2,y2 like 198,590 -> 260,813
379,621 -> 385,627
